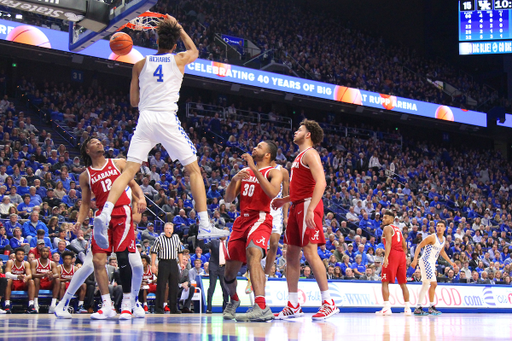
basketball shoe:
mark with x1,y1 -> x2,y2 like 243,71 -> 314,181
235,303 -> 274,322
274,301 -> 305,320
223,299 -> 240,320
428,306 -> 442,316
414,306 -> 428,316
91,305 -> 117,320
375,306 -> 393,316
132,301 -> 145,318
93,213 -> 110,249
197,222 -> 230,240
404,306 -> 412,316
312,300 -> 339,320
54,302 -> 72,319
119,300 -> 133,320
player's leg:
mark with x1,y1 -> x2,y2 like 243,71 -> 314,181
264,232 -> 281,276
415,260 -> 433,316
207,269 -> 218,313
49,277 -> 60,313
273,243 -> 304,319
33,278 -> 40,312
27,279 -> 36,313
91,252 -> 116,319
55,249 -> 94,317
235,241 -> 274,322
427,282 -> 441,315
128,252 -> 144,317
397,257 -> 411,315
116,249 -> 134,319
4,279 -> 12,313
222,259 -> 243,320
376,260 -> 394,316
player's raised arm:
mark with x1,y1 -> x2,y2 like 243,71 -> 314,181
167,15 -> 198,68
241,153 -> 282,199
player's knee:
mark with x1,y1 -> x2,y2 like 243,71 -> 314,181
93,255 -> 106,269
116,249 -> 130,268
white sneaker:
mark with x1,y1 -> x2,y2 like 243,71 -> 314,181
91,306 -> 117,320
132,301 -> 145,318
0,308 -> 6,314
49,305 -> 56,314
404,307 -> 412,316
197,224 -> 230,240
54,303 -> 72,319
34,304 -> 40,313
375,307 -> 393,316
93,213 -> 110,249
119,301 -> 133,320
274,301 -> 305,320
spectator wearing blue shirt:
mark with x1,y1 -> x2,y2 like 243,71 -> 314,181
359,212 -> 373,230
173,209 -> 191,233
61,189 -> 79,207
339,255 -> 351,276
325,234 -> 337,252
57,170 -> 72,191
355,244 -> 369,265
17,195 -> 35,218
4,213 -> 22,238
318,244 -> 331,260
29,186 -> 43,206
29,229 -> 52,248
10,227 -> 29,253
0,225 -> 12,254
206,183 -> 222,200
51,240 -> 68,265
17,177 -> 30,196
190,246 -> 208,265
22,211 -> 49,243
345,244 -> 356,263
34,179 -> 47,199
351,255 -> 366,278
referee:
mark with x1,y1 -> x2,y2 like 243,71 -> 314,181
151,222 -> 183,314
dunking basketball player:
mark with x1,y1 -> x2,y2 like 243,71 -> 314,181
93,15 -> 228,243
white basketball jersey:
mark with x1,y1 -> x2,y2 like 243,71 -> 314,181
270,165 -> 283,218
420,234 -> 445,264
138,53 -> 183,112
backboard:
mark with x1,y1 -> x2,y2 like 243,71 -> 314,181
69,0 -> 157,52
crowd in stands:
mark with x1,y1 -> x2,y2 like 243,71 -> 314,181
0,0 -> 505,112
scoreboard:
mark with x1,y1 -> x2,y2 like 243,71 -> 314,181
458,0 -> 512,54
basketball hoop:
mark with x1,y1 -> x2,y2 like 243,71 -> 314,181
119,12 -> 166,31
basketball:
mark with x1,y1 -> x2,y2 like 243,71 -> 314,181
108,48 -> 144,64
109,32 -> 133,56
435,105 -> 455,121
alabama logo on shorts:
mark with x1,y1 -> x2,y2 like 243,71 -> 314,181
256,236 -> 266,246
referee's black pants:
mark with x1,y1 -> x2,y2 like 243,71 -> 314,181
156,259 -> 179,312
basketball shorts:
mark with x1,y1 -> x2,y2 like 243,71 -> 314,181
92,205 -> 136,254
227,211 -> 273,264
39,278 -> 53,290
12,279 -> 28,291
270,207 -> 283,235
127,111 -> 197,166
285,199 -> 325,247
148,284 -> 157,294
381,250 -> 407,284
419,259 -> 437,283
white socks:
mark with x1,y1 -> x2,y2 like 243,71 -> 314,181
51,298 -> 57,307
102,294 -> 112,308
321,290 -> 331,302
383,301 -> 391,309
289,292 -> 299,306
198,211 -> 209,228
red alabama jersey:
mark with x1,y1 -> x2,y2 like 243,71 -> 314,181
35,259 -> 51,274
11,261 -> 26,275
239,166 -> 274,214
143,266 -> 153,282
87,158 -> 131,209
382,224 -> 404,253
61,265 -> 74,280
290,147 -> 316,202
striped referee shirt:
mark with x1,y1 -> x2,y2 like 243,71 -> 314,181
151,233 -> 182,260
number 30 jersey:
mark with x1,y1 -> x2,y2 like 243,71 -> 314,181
138,53 -> 183,113
239,166 -> 274,214
86,158 -> 131,209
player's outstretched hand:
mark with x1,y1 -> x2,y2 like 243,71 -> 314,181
233,169 -> 250,182
241,153 -> 256,170
73,222 -> 83,235
137,197 -> 147,213
165,14 -> 182,29
410,259 -> 417,269
272,198 -> 286,210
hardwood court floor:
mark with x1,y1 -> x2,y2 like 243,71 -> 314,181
0,312 -> 510,341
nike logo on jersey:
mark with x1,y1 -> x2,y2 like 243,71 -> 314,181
298,211 -> 302,215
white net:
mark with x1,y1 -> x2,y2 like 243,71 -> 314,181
124,12 -> 165,31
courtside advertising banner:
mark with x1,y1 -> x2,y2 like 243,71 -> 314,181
201,278 -> 512,310
0,18 -> 487,127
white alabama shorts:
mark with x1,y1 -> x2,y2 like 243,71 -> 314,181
127,111 -> 197,166
419,258 -> 437,282
270,208 -> 283,235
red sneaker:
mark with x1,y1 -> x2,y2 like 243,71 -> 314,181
143,305 -> 149,313
164,305 -> 170,312
274,301 -> 305,320
312,300 -> 339,320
